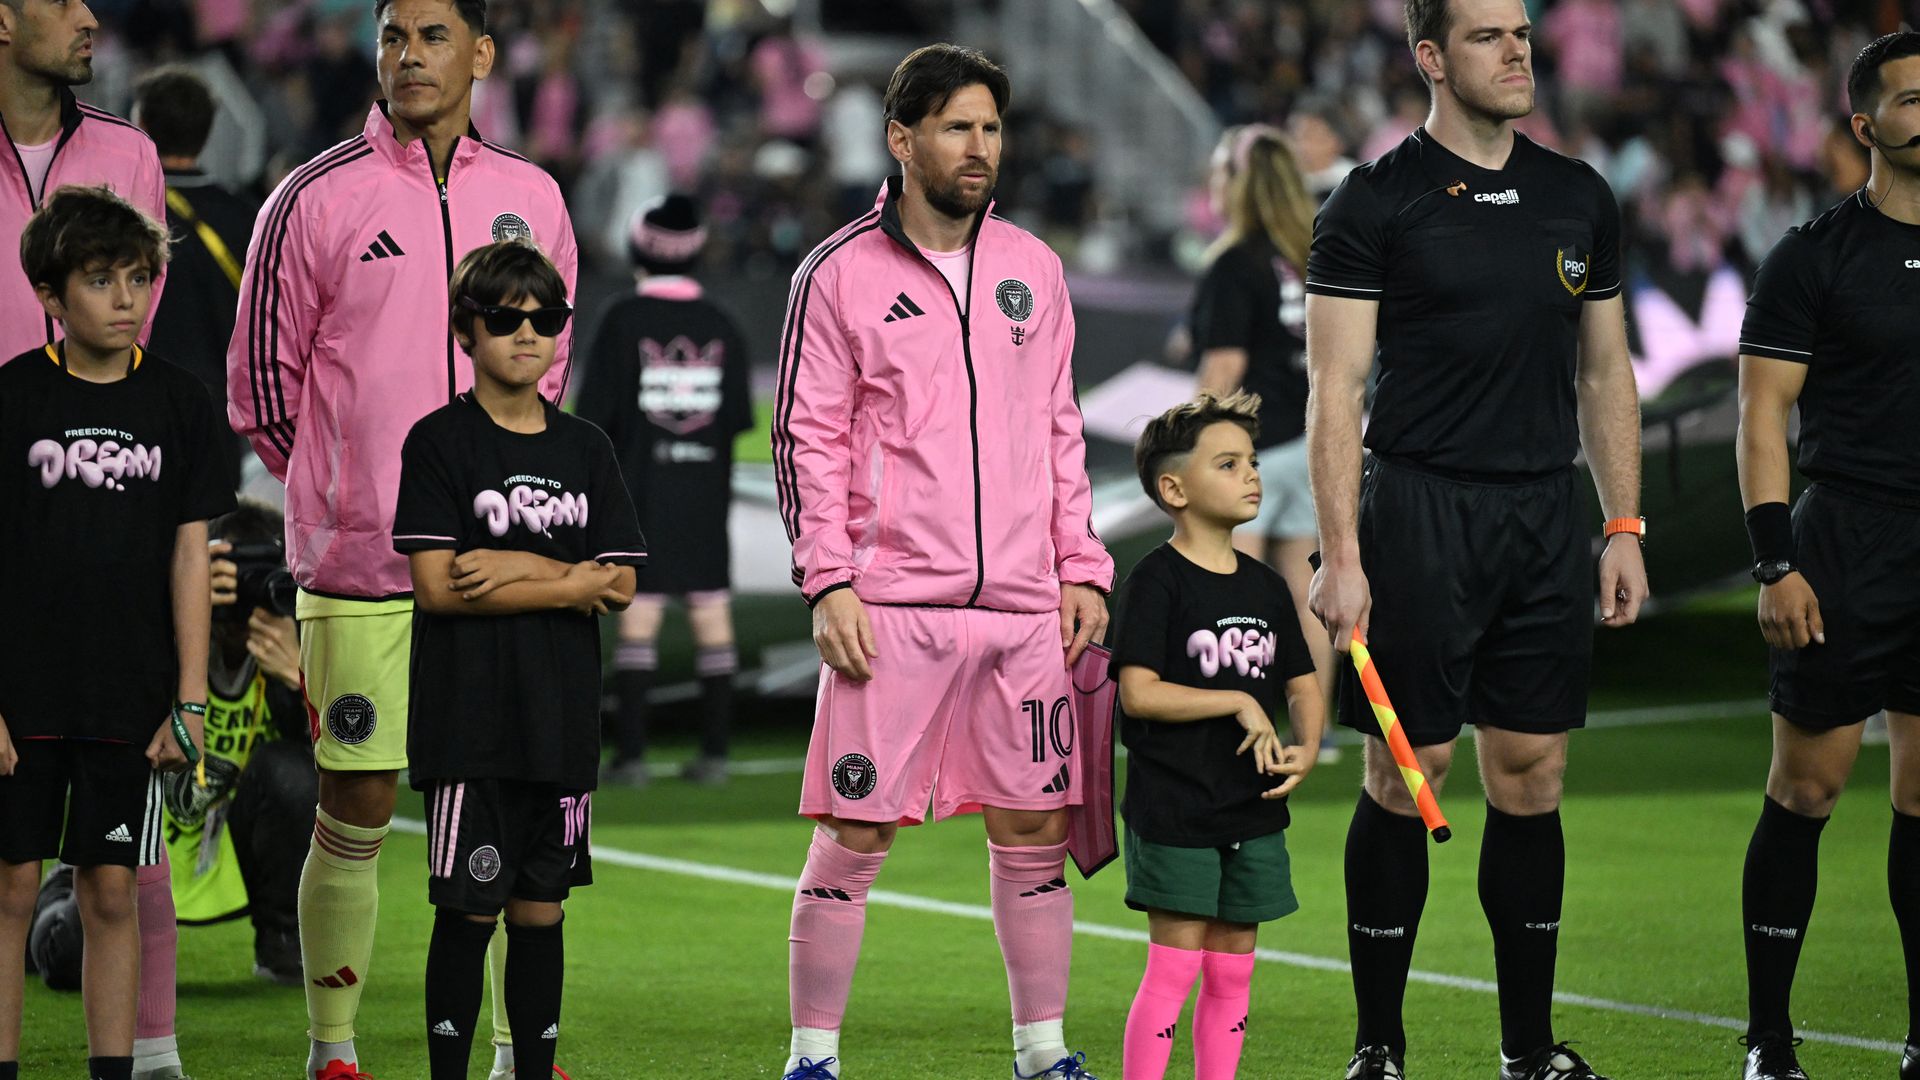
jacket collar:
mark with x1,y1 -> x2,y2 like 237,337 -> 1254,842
56,86 -> 83,141
876,174 -> 994,255
363,101 -> 486,172
0,86 -> 86,149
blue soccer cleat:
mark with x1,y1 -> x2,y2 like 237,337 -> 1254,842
783,1057 -> 839,1080
1014,1050 -> 1098,1079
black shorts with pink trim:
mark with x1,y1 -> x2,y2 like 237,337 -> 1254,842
421,778 -> 593,915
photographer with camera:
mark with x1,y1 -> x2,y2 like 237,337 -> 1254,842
192,500 -> 313,981
28,501 -> 314,1080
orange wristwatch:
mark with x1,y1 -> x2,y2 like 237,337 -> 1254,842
1604,516 -> 1646,543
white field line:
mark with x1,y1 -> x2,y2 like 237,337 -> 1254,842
389,817 -> 1901,1055
631,698 -> 1775,780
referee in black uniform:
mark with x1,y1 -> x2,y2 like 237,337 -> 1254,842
1305,2 -> 1647,1079
1734,31 -> 1920,1080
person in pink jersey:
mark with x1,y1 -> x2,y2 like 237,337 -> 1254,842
0,0 -> 166,364
772,43 -> 1113,1080
223,2 -> 577,1077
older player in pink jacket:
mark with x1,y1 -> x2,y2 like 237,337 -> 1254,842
0,0 -> 166,362
223,3 -> 576,1077
772,44 -> 1113,1080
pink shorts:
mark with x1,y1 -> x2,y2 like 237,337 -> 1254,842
799,605 -> 1081,825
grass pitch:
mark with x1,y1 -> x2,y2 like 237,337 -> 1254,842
17,593 -> 1910,1078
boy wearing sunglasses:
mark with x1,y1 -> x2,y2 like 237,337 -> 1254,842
391,239 -> 645,1080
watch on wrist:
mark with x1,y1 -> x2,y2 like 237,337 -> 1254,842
1751,559 -> 1797,585
1603,516 -> 1646,544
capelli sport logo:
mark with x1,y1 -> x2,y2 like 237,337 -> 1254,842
1556,247 -> 1591,296
1474,188 -> 1520,205
1907,259 -> 1920,269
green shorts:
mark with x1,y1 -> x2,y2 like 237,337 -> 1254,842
297,591 -> 413,772
1123,826 -> 1298,924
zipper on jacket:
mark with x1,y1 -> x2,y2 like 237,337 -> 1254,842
914,244 -> 987,608
430,140 -> 459,402
3,107 -> 82,344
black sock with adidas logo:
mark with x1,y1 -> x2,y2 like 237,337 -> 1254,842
506,916 -> 566,1078
87,1056 -> 132,1080
425,908 -> 495,1080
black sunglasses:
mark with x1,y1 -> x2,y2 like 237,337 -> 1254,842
458,296 -> 573,338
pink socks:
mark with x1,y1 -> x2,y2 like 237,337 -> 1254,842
788,826 -> 887,1030
1123,946 -> 1257,1080
1194,949 -> 1255,1079
1123,944 -> 1202,1080
135,858 -> 177,1041
988,840 -> 1074,1026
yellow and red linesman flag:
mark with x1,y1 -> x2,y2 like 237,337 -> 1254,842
1348,631 -> 1452,843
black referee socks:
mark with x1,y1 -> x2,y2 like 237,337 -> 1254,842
425,909 -> 495,1080
1892,807 -> 1920,1041
1479,802 -> 1565,1057
87,1057 -> 131,1080
1346,790 -> 1430,1057
1743,795 -> 1828,1039
506,917 -> 566,1078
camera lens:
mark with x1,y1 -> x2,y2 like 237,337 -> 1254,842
264,569 -> 297,617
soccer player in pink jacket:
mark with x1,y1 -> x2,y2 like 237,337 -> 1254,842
773,43 -> 1114,1080
223,3 -> 577,1077
0,0 -> 166,363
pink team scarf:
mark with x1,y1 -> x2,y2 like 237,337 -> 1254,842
1066,641 -> 1117,878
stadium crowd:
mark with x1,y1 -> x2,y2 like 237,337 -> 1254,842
1147,0 -> 1904,288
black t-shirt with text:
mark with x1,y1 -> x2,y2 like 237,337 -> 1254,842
0,346 -> 235,740
1307,129 -> 1622,478
1111,544 -> 1315,847
393,394 -> 647,790
572,289 -> 753,530
1191,236 -> 1309,448
1739,192 -> 1920,499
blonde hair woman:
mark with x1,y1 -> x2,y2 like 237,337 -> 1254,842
1188,123 -> 1334,725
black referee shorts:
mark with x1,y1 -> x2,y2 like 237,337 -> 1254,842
1337,456 -> 1594,747
0,738 -> 163,868
422,778 -> 593,915
1770,482 -> 1920,730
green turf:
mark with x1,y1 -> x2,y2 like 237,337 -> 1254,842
18,606 -> 1911,1078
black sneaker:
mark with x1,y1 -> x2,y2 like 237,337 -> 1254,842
1739,1035 -> 1807,1080
1900,1039 -> 1916,1080
252,926 -> 303,987
1499,1044 -> 1610,1080
1345,1046 -> 1404,1080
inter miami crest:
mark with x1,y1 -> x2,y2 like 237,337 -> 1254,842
327,693 -> 377,745
995,278 -> 1034,322
1556,247 -> 1591,297
831,753 -> 877,800
468,845 -> 502,883
492,213 -> 532,243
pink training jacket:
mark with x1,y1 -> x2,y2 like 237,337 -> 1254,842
0,89 -> 167,363
227,103 -> 578,600
774,178 -> 1114,612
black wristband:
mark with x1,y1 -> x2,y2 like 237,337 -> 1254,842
1744,502 -> 1794,565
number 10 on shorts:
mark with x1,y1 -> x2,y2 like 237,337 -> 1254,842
1024,696 -> 1073,763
